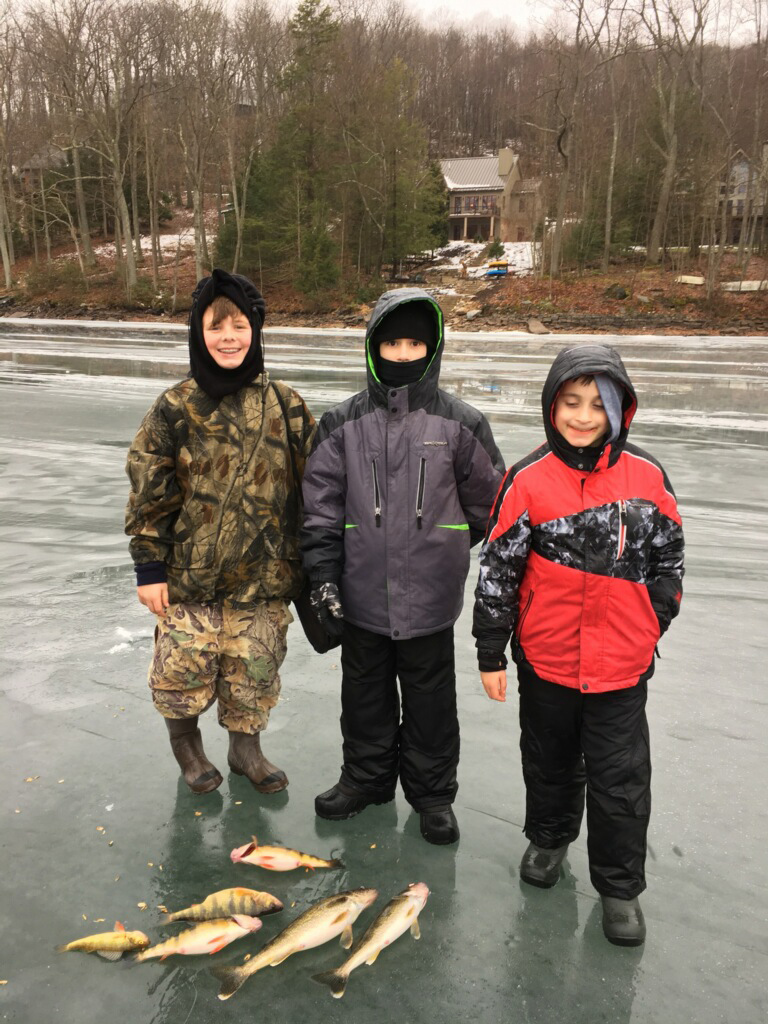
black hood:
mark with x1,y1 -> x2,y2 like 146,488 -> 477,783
188,268 -> 266,401
542,344 -> 637,470
364,288 -> 444,410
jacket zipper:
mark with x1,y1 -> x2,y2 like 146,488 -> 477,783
416,457 -> 426,529
617,499 -> 627,560
517,590 -> 534,638
372,459 -> 382,527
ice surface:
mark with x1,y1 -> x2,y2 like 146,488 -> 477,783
0,321 -> 766,1023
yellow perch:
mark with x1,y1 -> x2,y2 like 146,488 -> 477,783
312,882 -> 430,998
162,887 -> 283,923
55,921 -> 150,961
230,836 -> 343,871
212,888 -> 378,1000
135,916 -> 262,962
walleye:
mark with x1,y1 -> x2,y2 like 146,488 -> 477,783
212,888 -> 378,1001
55,921 -> 150,961
134,916 -> 262,962
162,887 -> 283,923
230,836 -> 343,872
312,882 -> 430,998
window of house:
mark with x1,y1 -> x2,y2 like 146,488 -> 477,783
517,227 -> 525,241
454,197 -> 462,214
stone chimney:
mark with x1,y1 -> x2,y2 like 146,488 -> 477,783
498,148 -> 515,178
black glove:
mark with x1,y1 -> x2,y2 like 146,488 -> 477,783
310,582 -> 345,638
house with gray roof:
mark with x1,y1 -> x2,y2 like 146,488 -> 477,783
440,149 -> 542,243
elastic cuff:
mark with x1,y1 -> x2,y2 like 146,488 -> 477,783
478,649 -> 508,672
135,561 -> 167,586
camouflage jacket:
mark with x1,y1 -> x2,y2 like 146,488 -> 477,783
125,374 -> 316,606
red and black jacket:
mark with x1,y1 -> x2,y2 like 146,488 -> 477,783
472,345 -> 684,693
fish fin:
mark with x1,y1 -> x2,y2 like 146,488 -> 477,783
159,953 -> 172,962
208,942 -> 228,954
160,913 -> 176,925
114,921 -> 125,932
311,969 -> 347,998
365,950 -> 381,965
328,859 -> 344,869
340,926 -> 353,950
211,965 -> 246,1001
207,934 -> 228,946
331,912 -> 348,926
269,953 -> 292,966
410,919 -> 421,940
54,944 -> 69,953
95,950 -> 124,962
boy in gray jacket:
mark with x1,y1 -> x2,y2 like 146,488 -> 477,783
301,289 -> 504,844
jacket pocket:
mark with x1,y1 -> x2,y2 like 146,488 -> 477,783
516,589 -> 535,640
372,459 -> 382,527
416,457 -> 426,530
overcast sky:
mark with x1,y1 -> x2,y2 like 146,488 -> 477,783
409,0 -> 556,35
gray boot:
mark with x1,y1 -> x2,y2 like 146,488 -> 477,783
227,731 -> 288,793
165,717 -> 223,794
519,841 -> 569,888
601,895 -> 646,946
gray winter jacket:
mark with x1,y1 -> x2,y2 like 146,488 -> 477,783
300,288 -> 505,639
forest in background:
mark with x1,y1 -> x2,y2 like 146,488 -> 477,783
0,0 -> 767,310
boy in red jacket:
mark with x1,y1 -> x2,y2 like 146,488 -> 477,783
472,344 -> 684,946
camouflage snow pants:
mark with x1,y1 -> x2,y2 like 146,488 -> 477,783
148,600 -> 293,734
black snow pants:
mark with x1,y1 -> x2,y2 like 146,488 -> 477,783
338,622 -> 459,811
518,659 -> 652,900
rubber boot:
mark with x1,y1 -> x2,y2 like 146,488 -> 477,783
519,841 -> 569,888
419,806 -> 460,845
165,717 -> 223,794
601,895 -> 646,947
227,731 -> 288,793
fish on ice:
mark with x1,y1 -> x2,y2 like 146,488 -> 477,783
55,921 -> 150,961
162,887 -> 283,923
211,887 -> 378,1000
312,882 -> 430,998
134,916 -> 262,962
230,836 -> 343,871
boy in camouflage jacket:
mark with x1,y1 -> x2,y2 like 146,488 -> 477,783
126,269 -> 315,794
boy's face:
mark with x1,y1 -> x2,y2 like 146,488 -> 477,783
379,338 -> 428,362
554,378 -> 609,448
202,306 -> 252,368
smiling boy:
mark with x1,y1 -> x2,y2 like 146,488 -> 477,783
472,344 -> 684,946
125,269 -> 315,796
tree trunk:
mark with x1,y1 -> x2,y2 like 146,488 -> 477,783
602,109 -> 619,274
647,132 -> 677,265
72,144 -> 95,267
550,140 -> 571,279
0,185 -> 12,288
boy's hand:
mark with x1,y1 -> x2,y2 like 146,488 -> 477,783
481,670 -> 507,702
137,582 -> 170,616
310,582 -> 345,638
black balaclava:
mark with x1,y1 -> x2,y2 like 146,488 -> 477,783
188,268 -> 266,401
370,302 -> 436,387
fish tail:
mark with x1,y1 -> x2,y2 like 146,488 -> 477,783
160,913 -> 177,924
311,968 -> 348,999
54,944 -> 69,953
329,858 -> 345,869
211,964 -> 248,1001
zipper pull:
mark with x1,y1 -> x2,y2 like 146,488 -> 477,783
416,457 -> 425,530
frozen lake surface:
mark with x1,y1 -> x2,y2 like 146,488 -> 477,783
1,318 -> 766,1023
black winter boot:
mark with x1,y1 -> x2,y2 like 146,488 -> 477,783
519,841 -> 569,888
315,780 -> 394,820
227,731 -> 288,793
165,717 -> 223,794
419,806 -> 460,845
601,895 -> 646,946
